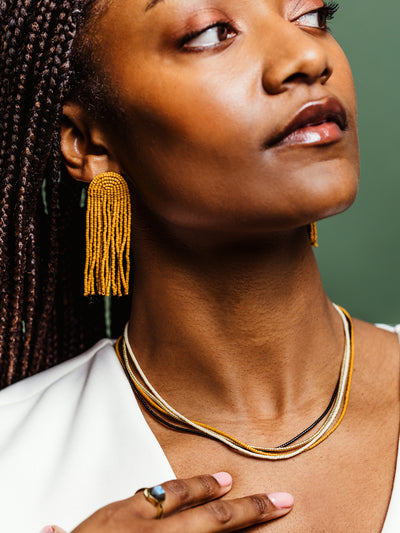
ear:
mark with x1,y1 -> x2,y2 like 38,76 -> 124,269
61,102 -> 122,183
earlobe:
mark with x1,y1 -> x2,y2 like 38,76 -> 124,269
61,102 -> 122,183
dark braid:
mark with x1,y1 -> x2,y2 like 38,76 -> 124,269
0,0 -> 131,387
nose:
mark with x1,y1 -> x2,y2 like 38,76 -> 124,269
261,17 -> 333,95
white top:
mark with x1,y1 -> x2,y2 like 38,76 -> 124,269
0,335 -> 399,533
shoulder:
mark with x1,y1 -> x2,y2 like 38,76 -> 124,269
352,318 -> 400,369
351,318 -> 400,404
0,338 -> 115,408
353,317 -> 400,351
0,337 -> 126,496
0,338 -> 175,532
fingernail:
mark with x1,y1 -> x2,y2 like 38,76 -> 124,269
268,492 -> 294,509
40,528 -> 54,533
212,472 -> 233,488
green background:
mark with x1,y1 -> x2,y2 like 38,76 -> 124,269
316,2 -> 400,324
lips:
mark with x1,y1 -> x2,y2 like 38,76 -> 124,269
267,98 -> 348,148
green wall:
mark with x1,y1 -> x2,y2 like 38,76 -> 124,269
316,2 -> 400,324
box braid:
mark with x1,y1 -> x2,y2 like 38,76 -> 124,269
0,0 -> 129,387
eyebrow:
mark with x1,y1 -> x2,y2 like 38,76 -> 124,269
145,0 -> 165,11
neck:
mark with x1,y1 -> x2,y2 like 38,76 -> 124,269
127,222 -> 344,424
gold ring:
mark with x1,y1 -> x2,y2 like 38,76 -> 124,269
136,485 -> 166,519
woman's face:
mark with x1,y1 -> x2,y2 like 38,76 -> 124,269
90,0 -> 359,236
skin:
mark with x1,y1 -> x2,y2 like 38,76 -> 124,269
59,0 -> 400,531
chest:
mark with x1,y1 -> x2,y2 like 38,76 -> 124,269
151,414 -> 399,532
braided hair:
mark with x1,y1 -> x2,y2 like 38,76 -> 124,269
0,0 -> 129,387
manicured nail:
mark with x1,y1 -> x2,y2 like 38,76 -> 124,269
268,492 -> 294,509
212,472 -> 233,488
40,527 -> 55,533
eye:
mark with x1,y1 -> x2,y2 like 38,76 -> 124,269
182,23 -> 236,50
296,10 -> 324,29
295,3 -> 339,31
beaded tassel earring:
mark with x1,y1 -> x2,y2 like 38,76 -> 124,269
84,171 -> 132,297
308,222 -> 318,247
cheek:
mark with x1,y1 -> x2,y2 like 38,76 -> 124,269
111,69 -> 268,221
122,64 -> 259,150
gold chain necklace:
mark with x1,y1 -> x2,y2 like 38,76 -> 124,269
117,304 -> 354,460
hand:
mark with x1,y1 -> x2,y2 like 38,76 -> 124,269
58,472 -> 293,532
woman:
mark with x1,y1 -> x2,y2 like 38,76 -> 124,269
0,0 -> 399,532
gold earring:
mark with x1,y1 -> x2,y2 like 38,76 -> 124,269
84,171 -> 132,297
308,222 -> 318,247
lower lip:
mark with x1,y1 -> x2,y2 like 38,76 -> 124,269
276,122 -> 344,147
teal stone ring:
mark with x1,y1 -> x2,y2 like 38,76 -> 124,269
136,485 -> 166,519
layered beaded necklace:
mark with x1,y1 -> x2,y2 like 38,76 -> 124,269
116,304 -> 354,460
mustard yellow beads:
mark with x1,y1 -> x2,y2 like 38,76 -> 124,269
84,172 -> 131,297
309,222 -> 318,247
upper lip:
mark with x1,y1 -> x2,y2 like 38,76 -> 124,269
267,97 -> 348,147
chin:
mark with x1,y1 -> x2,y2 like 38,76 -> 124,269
287,154 -> 360,225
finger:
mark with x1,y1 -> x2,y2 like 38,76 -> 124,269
134,472 -> 233,519
164,491 -> 294,532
